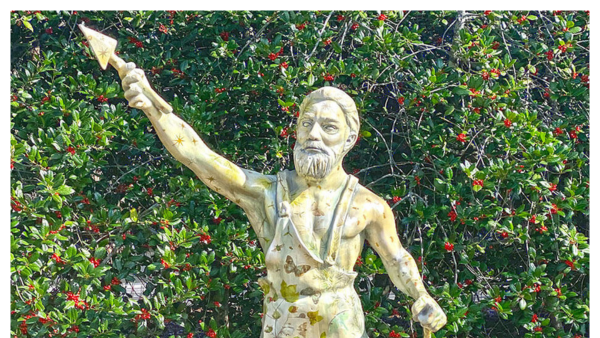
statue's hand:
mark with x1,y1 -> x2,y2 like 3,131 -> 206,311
411,294 -> 447,333
120,62 -> 153,110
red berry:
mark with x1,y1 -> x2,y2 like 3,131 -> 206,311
448,210 -> 457,222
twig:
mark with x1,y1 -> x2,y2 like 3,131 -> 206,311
106,156 -> 163,191
306,11 -> 334,60
139,202 -> 160,219
236,12 -> 279,60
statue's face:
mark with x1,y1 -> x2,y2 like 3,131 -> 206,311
293,100 -> 350,180
297,100 -> 348,150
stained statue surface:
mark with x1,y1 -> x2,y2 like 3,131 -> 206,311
79,25 -> 447,338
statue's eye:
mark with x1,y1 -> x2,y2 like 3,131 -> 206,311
302,121 -> 312,128
324,125 -> 338,132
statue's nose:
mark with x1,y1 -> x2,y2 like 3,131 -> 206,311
307,123 -> 322,141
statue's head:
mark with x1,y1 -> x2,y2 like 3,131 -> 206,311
293,87 -> 360,180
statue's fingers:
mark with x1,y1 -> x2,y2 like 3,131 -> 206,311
125,62 -> 137,72
136,100 -> 152,110
117,61 -> 137,79
411,304 -> 420,322
438,311 -> 448,328
411,299 -> 424,322
422,312 -> 445,332
125,92 -> 143,104
430,313 -> 447,332
126,83 -> 151,109
122,70 -> 145,89
124,84 -> 143,101
426,309 -> 447,330
417,303 -> 434,324
129,95 -> 151,110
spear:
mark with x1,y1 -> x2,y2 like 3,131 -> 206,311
78,24 -> 172,114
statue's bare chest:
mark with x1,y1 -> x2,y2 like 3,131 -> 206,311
288,195 -> 337,241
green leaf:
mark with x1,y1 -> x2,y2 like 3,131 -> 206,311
23,19 -> 33,32
94,247 -> 106,259
452,87 -> 471,96
52,194 -> 63,208
434,178 -> 446,191
130,208 -> 138,222
56,185 -> 75,195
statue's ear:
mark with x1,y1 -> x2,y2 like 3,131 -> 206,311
344,132 -> 358,152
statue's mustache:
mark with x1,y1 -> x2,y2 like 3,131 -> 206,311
299,143 -> 330,154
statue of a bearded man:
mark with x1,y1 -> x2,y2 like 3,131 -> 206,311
119,60 -> 446,338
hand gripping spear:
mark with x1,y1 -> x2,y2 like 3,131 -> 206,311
78,24 -> 172,114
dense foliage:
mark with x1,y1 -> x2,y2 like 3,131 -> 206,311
11,10 -> 589,338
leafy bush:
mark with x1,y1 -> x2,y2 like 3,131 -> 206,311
11,10 -> 589,337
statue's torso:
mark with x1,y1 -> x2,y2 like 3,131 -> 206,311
250,170 -> 370,338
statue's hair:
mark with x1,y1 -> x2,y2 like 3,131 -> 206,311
298,87 -> 360,137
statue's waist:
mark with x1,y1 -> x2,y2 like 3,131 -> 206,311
260,265 -> 358,297
264,283 -> 361,310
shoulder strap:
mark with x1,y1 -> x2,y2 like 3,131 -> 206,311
324,175 -> 359,266
275,170 -> 290,217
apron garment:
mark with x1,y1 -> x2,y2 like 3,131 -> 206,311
260,170 -> 368,338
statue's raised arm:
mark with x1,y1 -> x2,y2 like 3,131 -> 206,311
77,24 -> 270,214
119,63 -> 270,212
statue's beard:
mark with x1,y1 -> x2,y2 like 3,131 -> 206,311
293,143 -> 340,180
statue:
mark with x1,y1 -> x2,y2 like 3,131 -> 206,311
79,25 -> 446,338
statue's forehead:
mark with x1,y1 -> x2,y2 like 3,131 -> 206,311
302,100 -> 344,120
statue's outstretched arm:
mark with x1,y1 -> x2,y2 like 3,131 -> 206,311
118,62 -> 270,209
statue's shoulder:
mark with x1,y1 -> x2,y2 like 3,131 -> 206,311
352,180 -> 385,203
243,170 -> 277,195
351,180 -> 392,215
